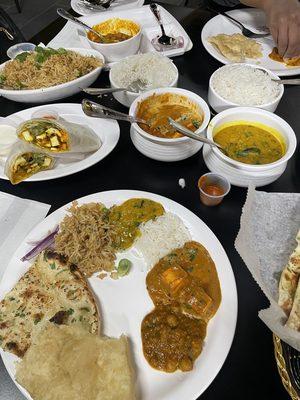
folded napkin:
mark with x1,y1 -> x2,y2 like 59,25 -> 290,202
0,191 -> 50,400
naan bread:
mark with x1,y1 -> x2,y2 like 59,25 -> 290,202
208,33 -> 262,62
278,230 -> 300,315
16,324 -> 136,400
286,278 -> 300,331
0,250 -> 99,357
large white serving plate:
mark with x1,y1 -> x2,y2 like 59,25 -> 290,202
0,190 -> 237,400
71,0 -> 144,16
0,104 -> 119,182
49,5 -> 193,59
0,48 -> 104,103
201,8 -> 300,77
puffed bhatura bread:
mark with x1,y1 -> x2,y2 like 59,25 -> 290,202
16,324 -> 136,400
0,249 -> 99,357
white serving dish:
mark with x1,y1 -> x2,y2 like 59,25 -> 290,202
86,19 -> 142,62
71,0 -> 144,16
129,87 -> 210,162
204,107 -> 297,187
55,5 -> 191,63
208,64 -> 284,113
0,48 -> 104,103
109,55 -> 179,107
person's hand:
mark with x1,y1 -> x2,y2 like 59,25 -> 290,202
263,0 -> 300,58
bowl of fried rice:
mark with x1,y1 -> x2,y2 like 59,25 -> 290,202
0,46 -> 104,103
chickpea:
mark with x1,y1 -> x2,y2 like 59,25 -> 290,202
166,359 -> 178,373
179,357 -> 193,372
166,314 -> 178,328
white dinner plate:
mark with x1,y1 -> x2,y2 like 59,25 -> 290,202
0,103 -> 120,182
201,8 -> 300,77
0,190 -> 237,400
71,0 -> 144,16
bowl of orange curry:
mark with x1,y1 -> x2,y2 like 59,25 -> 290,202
86,17 -> 141,62
129,88 -> 211,162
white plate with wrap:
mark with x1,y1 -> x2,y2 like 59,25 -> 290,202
0,189 -> 237,400
201,8 -> 300,77
0,103 -> 120,182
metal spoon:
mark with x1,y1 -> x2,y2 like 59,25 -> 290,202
272,78 -> 300,85
208,8 -> 270,39
82,80 -> 146,95
150,3 -> 176,46
0,27 -> 14,41
82,99 -> 149,125
57,8 -> 106,42
168,118 -> 223,149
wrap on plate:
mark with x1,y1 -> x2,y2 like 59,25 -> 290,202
4,142 -> 55,184
16,118 -> 101,156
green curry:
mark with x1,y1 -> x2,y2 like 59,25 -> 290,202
109,198 -> 164,250
214,122 -> 285,165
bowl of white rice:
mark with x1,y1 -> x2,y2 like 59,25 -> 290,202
208,64 -> 283,113
109,53 -> 178,107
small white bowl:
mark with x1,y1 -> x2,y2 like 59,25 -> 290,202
208,64 -> 284,113
129,87 -> 210,162
86,22 -> 141,63
0,47 -> 104,104
109,58 -> 179,107
204,107 -> 297,187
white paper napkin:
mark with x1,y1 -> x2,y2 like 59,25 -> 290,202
0,191 -> 50,400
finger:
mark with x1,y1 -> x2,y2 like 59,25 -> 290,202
285,22 -> 300,58
269,25 -> 279,51
277,22 -> 289,56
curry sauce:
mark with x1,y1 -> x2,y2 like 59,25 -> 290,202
214,122 -> 285,165
109,198 -> 164,250
136,93 -> 203,139
141,241 -> 221,373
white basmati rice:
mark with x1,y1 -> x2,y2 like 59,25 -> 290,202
134,212 -> 191,270
110,53 -> 177,91
211,64 -> 281,106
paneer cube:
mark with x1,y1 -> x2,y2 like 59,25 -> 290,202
50,136 -> 60,147
43,157 -> 52,167
22,130 -> 33,142
161,266 -> 189,296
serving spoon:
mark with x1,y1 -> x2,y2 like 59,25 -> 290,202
83,80 -> 146,95
57,8 -> 106,42
168,118 -> 223,149
82,99 -> 149,125
272,78 -> 300,85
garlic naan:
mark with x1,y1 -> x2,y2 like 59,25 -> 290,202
0,250 -> 99,357
278,230 -> 300,316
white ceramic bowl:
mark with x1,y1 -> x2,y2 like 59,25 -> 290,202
109,58 -> 179,107
85,21 -> 141,62
129,87 -> 210,162
204,107 -> 297,187
0,48 -> 104,103
208,64 -> 284,113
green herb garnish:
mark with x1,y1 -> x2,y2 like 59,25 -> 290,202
236,147 -> 261,157
15,52 -> 30,63
192,120 -> 200,129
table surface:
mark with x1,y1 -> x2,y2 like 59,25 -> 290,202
0,4 -> 299,400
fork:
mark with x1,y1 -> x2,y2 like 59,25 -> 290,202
209,9 -> 270,39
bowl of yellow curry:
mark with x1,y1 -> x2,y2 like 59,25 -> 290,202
85,17 -> 141,62
204,107 -> 297,187
129,88 -> 210,162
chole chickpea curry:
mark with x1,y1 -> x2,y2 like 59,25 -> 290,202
213,122 -> 285,165
136,93 -> 204,139
142,241 -> 221,372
